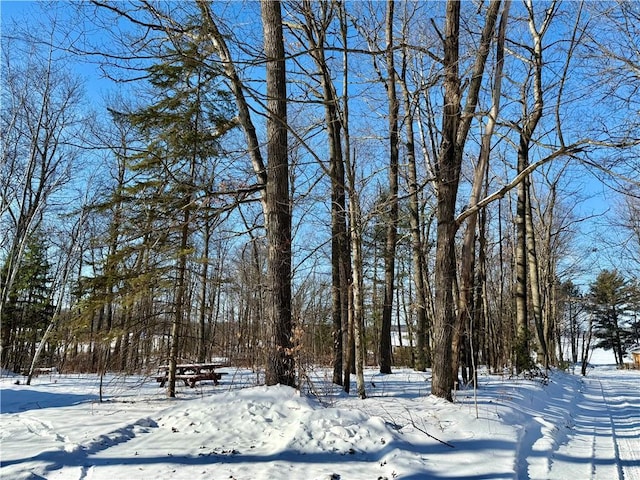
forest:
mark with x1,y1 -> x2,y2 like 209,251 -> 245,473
2,0 -> 640,401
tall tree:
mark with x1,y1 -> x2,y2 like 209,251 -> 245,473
0,31 -> 82,330
292,0 -> 350,386
589,270 -> 634,366
261,0 -> 295,387
513,0 -> 558,371
196,1 -> 295,386
397,20 -> 433,370
378,0 -> 400,375
455,0 -> 510,384
431,0 -> 501,401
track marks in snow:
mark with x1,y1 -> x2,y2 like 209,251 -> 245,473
599,378 -> 640,480
544,373 -> 640,480
0,415 -> 159,480
509,375 -> 578,480
598,380 -> 625,480
512,370 -> 640,480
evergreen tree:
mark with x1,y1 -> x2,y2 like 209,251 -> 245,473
0,233 -> 53,372
589,270 -> 635,366
84,35 -> 236,395
128,45 -> 234,396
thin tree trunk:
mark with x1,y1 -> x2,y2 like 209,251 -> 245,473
398,41 -> 430,371
478,195 -> 491,372
198,218 -> 210,363
337,1 -> 356,393
168,203 -> 190,398
298,1 -> 349,385
525,178 -> 547,366
349,186 -> 367,399
580,314 -> 593,376
514,159 -> 529,372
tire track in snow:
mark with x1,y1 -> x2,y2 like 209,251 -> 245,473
597,379 -> 624,480
546,372 -> 640,480
560,377 -> 620,480
513,375 -> 580,480
598,377 -> 640,480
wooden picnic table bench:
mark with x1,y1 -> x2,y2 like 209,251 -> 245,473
155,363 -> 228,388
21,367 -> 58,377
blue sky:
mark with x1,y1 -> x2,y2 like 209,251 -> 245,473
1,0 -> 633,290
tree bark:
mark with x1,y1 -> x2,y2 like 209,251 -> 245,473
261,0 -> 294,387
431,0 -> 462,401
525,178 -> 547,367
514,153 -> 530,372
298,0 -> 349,386
349,186 -> 367,399
168,162 -> 194,397
198,217 -> 211,363
514,0 -> 556,372
398,48 -> 430,372
380,0 -> 399,376
432,0 -> 500,401
454,0 -> 510,384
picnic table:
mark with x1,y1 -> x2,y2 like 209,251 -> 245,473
155,363 -> 228,388
21,367 -> 58,377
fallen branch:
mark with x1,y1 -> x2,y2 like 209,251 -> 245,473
405,408 -> 455,448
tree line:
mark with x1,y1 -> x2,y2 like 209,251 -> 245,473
2,0 -> 640,400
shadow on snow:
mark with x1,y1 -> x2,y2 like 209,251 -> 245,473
0,387 -> 97,414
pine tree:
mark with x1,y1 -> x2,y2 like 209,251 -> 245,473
261,0 -> 295,388
83,35 -> 236,395
0,233 -> 53,372
589,270 -> 635,366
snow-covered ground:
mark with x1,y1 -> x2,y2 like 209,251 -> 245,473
1,359 -> 638,480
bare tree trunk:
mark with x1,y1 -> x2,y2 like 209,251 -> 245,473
454,0 -> 510,384
338,0 -> 363,399
514,0 -> 556,372
514,162 -> 529,372
580,313 -> 593,376
431,0 -> 501,401
337,1 -> 356,394
348,182 -> 367,399
199,1 -> 293,384
331,169 -> 348,386
380,0 -> 399,376
546,272 -> 558,366
398,49 -> 430,372
525,178 -> 547,367
477,193 -> 490,372
431,0 -> 462,402
297,0 -> 349,386
198,217 -> 210,363
534,166 -> 570,369
261,0 -> 294,387
167,202 -> 191,398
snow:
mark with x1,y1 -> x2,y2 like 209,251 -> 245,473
1,363 -> 638,480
